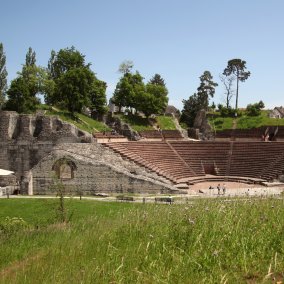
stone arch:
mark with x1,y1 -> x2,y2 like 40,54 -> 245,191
52,157 -> 77,179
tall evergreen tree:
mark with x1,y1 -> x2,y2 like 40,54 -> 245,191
197,71 -> 218,108
0,43 -> 8,108
25,47 -> 36,66
181,71 -> 217,127
223,59 -> 250,110
149,74 -> 166,87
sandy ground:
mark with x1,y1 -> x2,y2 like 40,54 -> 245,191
187,181 -> 284,197
1,181 -> 284,201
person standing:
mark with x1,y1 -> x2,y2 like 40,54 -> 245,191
222,183 -> 226,195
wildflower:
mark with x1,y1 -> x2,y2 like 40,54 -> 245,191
212,250 -> 219,257
188,218 -> 195,225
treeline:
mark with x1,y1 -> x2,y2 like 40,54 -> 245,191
0,45 -> 168,119
180,59 -> 251,126
0,43 -> 255,127
0,45 -> 107,118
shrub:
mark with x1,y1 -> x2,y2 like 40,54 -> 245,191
0,216 -> 30,235
246,101 -> 265,116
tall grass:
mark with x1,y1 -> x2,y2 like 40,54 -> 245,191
156,116 -> 177,130
1,198 -> 284,283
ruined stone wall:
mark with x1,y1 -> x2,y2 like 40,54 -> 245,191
0,111 -> 93,194
0,111 -> 174,195
32,144 -> 174,195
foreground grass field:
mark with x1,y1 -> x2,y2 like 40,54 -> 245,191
1,197 -> 284,283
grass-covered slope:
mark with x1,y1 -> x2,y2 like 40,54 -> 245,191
209,110 -> 284,131
1,198 -> 284,283
116,114 -> 177,132
38,105 -> 111,133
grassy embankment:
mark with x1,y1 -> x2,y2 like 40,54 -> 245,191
38,105 -> 177,133
1,198 -> 284,283
209,110 -> 284,131
116,114 -> 177,132
38,105 -> 111,133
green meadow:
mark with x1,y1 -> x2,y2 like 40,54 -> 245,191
1,197 -> 284,283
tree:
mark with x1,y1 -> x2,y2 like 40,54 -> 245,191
20,48 -> 48,98
223,59 -> 250,110
137,92 -> 158,118
197,71 -> 218,107
25,47 -> 36,67
0,43 -> 8,109
148,74 -> 169,111
45,47 -> 105,115
149,74 -> 166,87
145,83 -> 168,114
219,74 -> 235,108
246,100 -> 265,116
118,60 -> 134,75
6,47 -> 45,113
56,67 -> 95,114
180,93 -> 202,127
112,71 -> 144,112
6,77 -> 39,113
180,71 -> 217,127
89,79 -> 107,119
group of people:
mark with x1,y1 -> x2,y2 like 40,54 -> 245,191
209,183 -> 226,195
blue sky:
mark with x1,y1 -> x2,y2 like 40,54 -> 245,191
1,0 -> 283,110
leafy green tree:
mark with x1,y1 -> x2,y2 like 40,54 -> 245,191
20,52 -> 48,98
223,59 -> 250,110
113,70 -> 168,117
56,67 -> 95,114
137,92 -> 158,118
89,80 -> 107,119
112,71 -> 144,112
181,71 -> 217,127
147,74 -> 168,114
6,77 -> 39,113
145,83 -> 168,114
0,43 -> 8,109
180,93 -> 202,127
45,46 -> 105,115
6,47 -> 45,113
246,100 -> 265,116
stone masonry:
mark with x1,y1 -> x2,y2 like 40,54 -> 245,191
0,111 -> 175,195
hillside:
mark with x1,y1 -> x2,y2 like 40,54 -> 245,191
115,114 -> 177,132
209,110 -> 284,131
37,105 -> 111,133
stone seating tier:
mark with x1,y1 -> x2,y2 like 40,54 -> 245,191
102,141 -> 284,185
